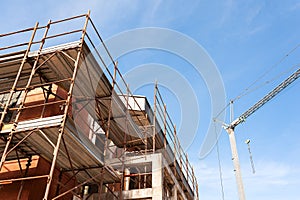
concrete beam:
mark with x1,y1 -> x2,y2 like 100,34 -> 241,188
122,188 -> 152,199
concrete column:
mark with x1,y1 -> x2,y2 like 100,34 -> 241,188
124,168 -> 130,191
152,154 -> 163,200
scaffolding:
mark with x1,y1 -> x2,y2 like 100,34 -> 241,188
0,11 -> 199,200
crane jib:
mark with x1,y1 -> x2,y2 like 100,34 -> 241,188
230,68 -> 300,129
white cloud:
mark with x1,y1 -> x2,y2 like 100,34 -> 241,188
247,24 -> 267,35
219,0 -> 235,26
246,3 -> 264,24
289,2 -> 300,11
193,159 -> 300,200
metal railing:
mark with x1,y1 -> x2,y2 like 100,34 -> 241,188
154,84 -> 198,197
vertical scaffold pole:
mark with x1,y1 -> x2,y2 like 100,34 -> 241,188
120,83 -> 130,200
185,153 -> 189,182
103,61 -> 117,158
152,82 -> 157,153
0,22 -> 39,170
7,18 -> 51,146
173,124 -> 177,176
163,104 -> 167,149
43,11 -> 90,200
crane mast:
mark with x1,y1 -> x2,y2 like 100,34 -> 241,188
224,67 -> 300,200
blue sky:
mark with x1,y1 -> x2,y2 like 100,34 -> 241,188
1,1 -> 300,199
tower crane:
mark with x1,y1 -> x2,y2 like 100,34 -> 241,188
222,67 -> 300,200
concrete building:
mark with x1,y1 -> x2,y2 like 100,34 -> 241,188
0,12 -> 199,200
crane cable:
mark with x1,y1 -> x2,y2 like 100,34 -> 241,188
233,43 -> 300,102
214,122 -> 225,200
214,43 -> 300,120
232,62 -> 300,101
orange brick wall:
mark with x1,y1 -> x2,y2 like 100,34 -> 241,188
19,85 -> 68,121
0,84 -> 93,199
0,156 -> 76,200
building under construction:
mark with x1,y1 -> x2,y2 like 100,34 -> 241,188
0,12 -> 199,200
